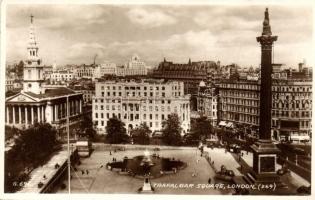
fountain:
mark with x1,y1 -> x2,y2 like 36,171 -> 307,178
106,148 -> 187,180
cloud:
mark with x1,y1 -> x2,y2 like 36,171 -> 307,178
91,30 -> 219,65
126,7 -> 177,28
194,12 -> 260,33
6,5 -> 108,30
66,42 -> 106,64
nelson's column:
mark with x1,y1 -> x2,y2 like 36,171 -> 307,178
248,8 -> 285,187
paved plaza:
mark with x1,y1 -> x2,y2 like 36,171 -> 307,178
57,145 -> 236,194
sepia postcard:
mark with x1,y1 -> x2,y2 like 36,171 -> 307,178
1,0 -> 314,200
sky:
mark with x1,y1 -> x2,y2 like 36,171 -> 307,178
5,3 -> 313,68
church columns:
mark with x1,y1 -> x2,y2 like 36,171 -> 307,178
45,102 -> 53,123
42,105 -> 45,122
31,106 -> 34,124
37,106 -> 40,123
79,99 -> 82,113
75,100 -> 77,114
54,104 -> 58,121
71,100 -> 74,116
19,106 -> 22,124
13,106 -> 16,124
6,106 -> 9,124
25,106 -> 28,124
64,102 -> 66,117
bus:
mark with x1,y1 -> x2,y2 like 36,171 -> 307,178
76,139 -> 92,157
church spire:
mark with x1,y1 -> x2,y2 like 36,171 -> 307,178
262,8 -> 272,36
23,14 -> 44,95
27,14 -> 40,62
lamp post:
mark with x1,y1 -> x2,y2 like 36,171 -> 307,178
66,95 -> 71,194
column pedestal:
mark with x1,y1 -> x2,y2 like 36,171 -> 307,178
245,139 -> 286,188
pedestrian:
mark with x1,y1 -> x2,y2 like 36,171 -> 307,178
81,170 -> 84,175
110,151 -> 112,155
86,169 -> 89,175
208,178 -> 212,184
112,158 -> 115,162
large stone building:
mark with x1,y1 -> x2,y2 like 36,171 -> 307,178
50,70 -> 77,84
74,65 -> 95,79
92,79 -> 191,135
218,74 -> 312,142
93,61 -> 117,79
92,55 -> 148,79
5,15 -> 83,138
151,59 -> 219,111
117,54 -> 147,77
151,59 -> 218,95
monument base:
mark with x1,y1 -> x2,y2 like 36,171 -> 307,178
138,178 -> 154,193
244,140 -> 287,188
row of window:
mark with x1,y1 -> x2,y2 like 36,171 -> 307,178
272,101 -> 311,109
100,85 -> 167,91
272,120 -> 310,128
98,91 -> 168,98
223,98 -> 259,107
94,99 -> 173,104
271,110 -> 311,118
272,86 -> 311,92
96,120 -> 161,129
221,84 -> 311,93
94,104 -> 190,113
223,105 -> 258,115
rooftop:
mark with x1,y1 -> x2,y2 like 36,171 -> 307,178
24,87 -> 76,99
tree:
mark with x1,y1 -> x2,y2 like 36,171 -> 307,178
5,126 -> 20,141
5,123 -> 59,192
105,117 -> 129,144
130,123 -> 151,145
161,113 -> 182,146
16,60 -> 24,78
191,116 -> 213,141
78,114 -> 96,139
5,90 -> 19,98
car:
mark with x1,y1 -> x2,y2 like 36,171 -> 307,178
297,185 -> 311,194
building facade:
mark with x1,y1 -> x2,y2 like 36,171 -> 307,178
151,59 -> 218,94
93,62 -> 117,79
50,70 -> 77,83
116,54 -> 148,77
92,80 -> 191,135
218,77 -> 312,142
196,81 -> 218,126
5,16 -> 83,138
74,65 -> 95,79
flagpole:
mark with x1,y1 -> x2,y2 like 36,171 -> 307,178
67,95 -> 71,194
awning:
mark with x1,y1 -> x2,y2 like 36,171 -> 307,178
290,135 -> 310,141
219,121 -> 227,126
226,122 -> 234,128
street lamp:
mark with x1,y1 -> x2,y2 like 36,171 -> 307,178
66,95 -> 71,194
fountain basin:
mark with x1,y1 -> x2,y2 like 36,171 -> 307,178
107,155 -> 186,179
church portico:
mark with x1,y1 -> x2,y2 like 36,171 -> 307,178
6,104 -> 47,127
6,93 -> 83,130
